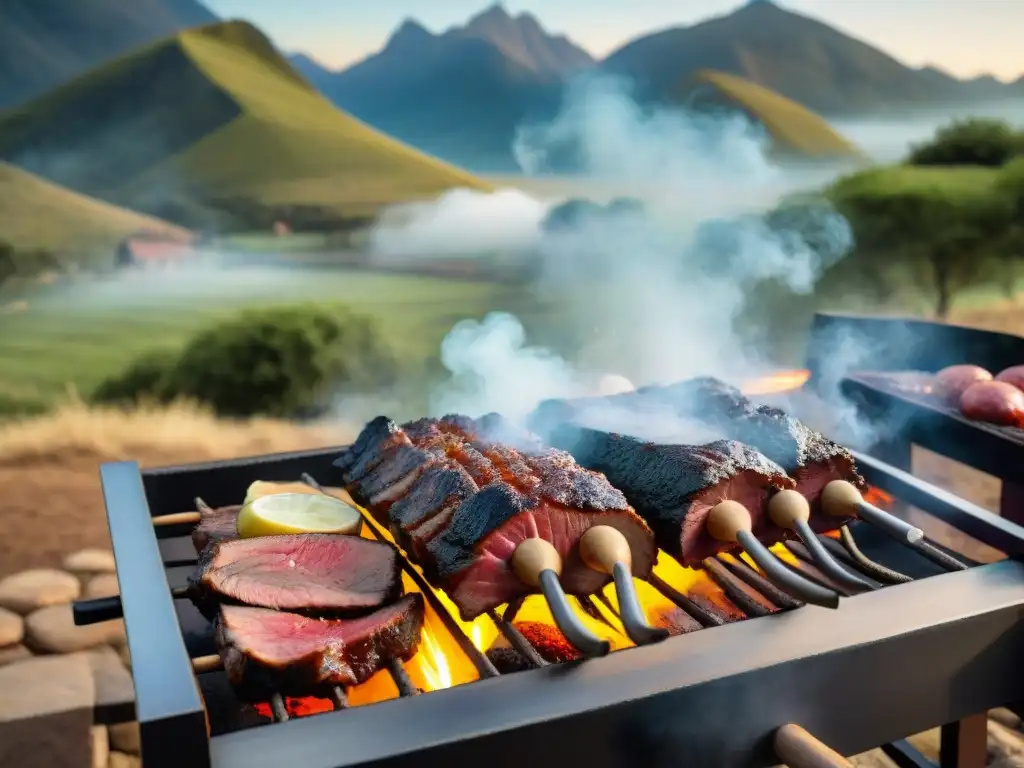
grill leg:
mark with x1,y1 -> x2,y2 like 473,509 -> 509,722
999,480 -> 1024,527
939,714 -> 987,768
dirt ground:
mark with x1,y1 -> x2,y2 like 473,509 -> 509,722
0,401 -> 353,578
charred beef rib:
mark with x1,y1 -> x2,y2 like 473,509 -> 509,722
216,593 -> 425,700
655,377 -> 866,529
188,534 -> 403,619
550,426 -> 794,567
334,415 -> 657,621
532,376 -> 865,531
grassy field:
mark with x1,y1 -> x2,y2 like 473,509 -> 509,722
692,70 -> 864,160
0,266 -> 555,415
0,161 -> 187,256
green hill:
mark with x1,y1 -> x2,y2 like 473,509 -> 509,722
0,161 -> 188,257
0,0 -> 217,109
0,20 -> 491,229
690,70 -> 863,159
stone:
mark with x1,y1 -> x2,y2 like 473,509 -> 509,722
0,654 -> 95,768
25,604 -> 125,654
64,549 -> 116,578
990,720 -> 1024,763
992,707 -> 1024,731
92,725 -> 109,768
0,607 -> 23,646
85,647 -> 134,715
0,569 -> 80,615
108,752 -> 141,768
116,643 -> 131,670
108,723 -> 140,755
0,644 -> 31,666
85,574 -> 120,599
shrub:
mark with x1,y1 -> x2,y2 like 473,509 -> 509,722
91,349 -> 178,406
907,117 -> 1024,168
91,305 -> 398,418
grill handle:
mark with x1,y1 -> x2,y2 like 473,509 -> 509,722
774,724 -> 852,768
73,596 -> 124,626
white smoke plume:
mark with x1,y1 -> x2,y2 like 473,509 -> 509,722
369,75 -> 857,435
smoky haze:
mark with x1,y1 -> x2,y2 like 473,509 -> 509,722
368,76 -> 856,433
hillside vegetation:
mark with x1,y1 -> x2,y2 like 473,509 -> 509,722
691,70 -> 863,159
0,161 -> 188,258
0,20 -> 491,229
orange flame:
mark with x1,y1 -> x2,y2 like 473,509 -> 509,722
741,369 -> 810,396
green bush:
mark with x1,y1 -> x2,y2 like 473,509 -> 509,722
907,117 -> 1024,168
91,304 -> 399,417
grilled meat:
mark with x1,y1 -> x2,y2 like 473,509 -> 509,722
216,593 -> 424,701
532,376 -> 865,531
192,504 -> 241,552
188,534 -> 403,619
335,415 -> 657,621
549,426 -> 793,566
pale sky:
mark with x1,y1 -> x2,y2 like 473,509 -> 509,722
204,0 -> 1024,81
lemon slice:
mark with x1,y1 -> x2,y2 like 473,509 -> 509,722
244,481 -> 325,506
236,493 -> 363,538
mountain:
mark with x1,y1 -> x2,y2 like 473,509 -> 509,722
454,3 -> 594,78
0,161 -> 188,258
288,53 -> 338,93
321,4 -> 593,170
690,71 -> 862,159
602,0 -> 1018,116
0,0 -> 218,109
0,20 -> 490,230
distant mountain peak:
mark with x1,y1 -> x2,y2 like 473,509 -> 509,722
386,18 -> 433,48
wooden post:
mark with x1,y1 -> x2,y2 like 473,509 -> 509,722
939,714 -> 988,768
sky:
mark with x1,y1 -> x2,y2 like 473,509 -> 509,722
204,0 -> 1024,80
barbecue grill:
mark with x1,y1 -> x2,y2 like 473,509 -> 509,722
72,402 -> 1024,768
806,312 -> 1024,525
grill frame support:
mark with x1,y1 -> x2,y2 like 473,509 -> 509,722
104,447 -> 1024,768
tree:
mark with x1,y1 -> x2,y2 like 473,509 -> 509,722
830,169 -> 1016,319
907,117 -> 1024,168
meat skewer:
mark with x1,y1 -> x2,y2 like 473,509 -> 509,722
766,491 -> 873,591
333,414 -> 663,655
532,378 -> 925,545
189,594 -> 425,703
545,426 -> 842,609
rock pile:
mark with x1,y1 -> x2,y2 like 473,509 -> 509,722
0,549 -> 139,768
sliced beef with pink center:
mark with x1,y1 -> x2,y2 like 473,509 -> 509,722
216,593 -> 424,700
188,534 -> 403,619
549,426 -> 793,568
427,479 -> 655,621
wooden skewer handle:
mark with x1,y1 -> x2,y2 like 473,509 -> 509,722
152,511 -> 202,527
580,525 -> 632,574
511,538 -> 562,587
774,724 -> 852,768
192,654 -> 223,674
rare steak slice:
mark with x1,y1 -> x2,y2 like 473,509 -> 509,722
191,504 -> 241,552
426,479 -> 656,622
217,593 -> 425,700
188,534 -> 403,619
549,426 -> 794,567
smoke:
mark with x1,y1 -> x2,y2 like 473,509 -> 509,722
373,75 -> 857,433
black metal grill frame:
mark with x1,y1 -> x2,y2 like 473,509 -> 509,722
100,441 -> 1024,768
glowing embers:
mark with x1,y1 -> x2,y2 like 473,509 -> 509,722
740,369 -> 811,396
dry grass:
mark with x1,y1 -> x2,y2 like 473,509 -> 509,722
0,399 -> 356,578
